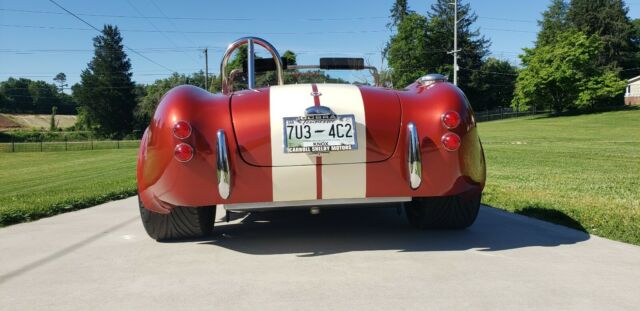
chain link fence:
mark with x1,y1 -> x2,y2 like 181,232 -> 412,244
475,107 -> 551,122
0,137 -> 140,153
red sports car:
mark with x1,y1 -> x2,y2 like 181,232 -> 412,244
137,37 -> 486,241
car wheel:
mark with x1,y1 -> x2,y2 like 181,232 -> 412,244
405,191 -> 481,229
138,196 -> 215,241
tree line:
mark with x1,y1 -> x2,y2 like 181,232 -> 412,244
384,0 -> 639,112
4,0 -> 638,138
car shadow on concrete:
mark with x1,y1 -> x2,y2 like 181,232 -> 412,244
196,205 -> 590,256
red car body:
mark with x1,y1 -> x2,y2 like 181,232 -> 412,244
137,81 -> 486,214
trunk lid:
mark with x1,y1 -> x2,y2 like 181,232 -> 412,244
231,84 -> 401,167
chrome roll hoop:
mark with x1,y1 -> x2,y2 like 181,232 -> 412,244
407,122 -> 422,190
220,37 -> 285,95
216,130 -> 231,199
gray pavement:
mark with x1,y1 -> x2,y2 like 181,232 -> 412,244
1,197 -> 639,311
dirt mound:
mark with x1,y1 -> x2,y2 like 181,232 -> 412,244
0,114 -> 22,129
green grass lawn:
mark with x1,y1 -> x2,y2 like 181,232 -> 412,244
0,149 -> 138,226
479,110 -> 640,245
1,110 -> 638,246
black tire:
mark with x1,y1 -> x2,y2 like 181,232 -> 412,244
405,191 -> 481,230
138,196 -> 215,241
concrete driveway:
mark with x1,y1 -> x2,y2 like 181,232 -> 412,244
1,197 -> 639,310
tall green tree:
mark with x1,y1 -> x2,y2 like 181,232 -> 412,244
567,0 -> 638,76
74,25 -> 136,138
537,0 -> 570,46
387,0 -> 412,29
426,0 -> 490,92
513,30 -> 625,112
53,72 -> 67,92
386,12 -> 430,88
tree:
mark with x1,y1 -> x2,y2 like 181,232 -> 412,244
385,0 -> 490,103
53,72 -> 67,92
0,78 -> 33,113
512,30 -> 625,112
386,12 -> 430,88
469,58 -> 517,110
387,0 -> 412,29
537,0 -> 570,46
426,0 -> 490,93
74,25 -> 137,138
567,0 -> 638,76
50,106 -> 57,131
29,80 -> 59,114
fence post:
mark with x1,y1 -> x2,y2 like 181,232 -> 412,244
91,137 -> 93,150
65,136 -> 68,151
11,137 -> 15,153
117,140 -> 120,149
500,107 -> 504,119
40,138 -> 43,152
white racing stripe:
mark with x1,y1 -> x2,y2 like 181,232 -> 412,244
316,84 -> 366,199
269,84 -> 367,201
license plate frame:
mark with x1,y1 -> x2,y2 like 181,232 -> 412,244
283,114 -> 358,153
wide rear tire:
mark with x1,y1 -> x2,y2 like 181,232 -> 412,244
405,191 -> 481,230
138,196 -> 215,241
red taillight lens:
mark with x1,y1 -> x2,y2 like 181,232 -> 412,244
174,143 -> 194,162
441,111 -> 461,129
173,121 -> 192,139
441,132 -> 461,151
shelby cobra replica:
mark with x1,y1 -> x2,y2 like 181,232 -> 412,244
137,37 -> 486,241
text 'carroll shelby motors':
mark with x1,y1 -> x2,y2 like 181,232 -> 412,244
137,37 -> 486,241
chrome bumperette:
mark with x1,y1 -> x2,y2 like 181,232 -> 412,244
216,130 -> 231,199
220,37 -> 284,95
407,122 -> 422,190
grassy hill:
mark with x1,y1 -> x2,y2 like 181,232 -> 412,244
0,113 -> 77,130
479,109 -> 640,245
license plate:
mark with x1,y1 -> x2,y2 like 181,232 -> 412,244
283,114 -> 358,153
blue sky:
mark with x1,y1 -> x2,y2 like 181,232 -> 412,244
1,0 -> 640,87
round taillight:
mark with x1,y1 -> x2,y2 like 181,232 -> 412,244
174,143 -> 194,162
173,121 -> 192,139
441,111 -> 461,129
441,132 -> 461,151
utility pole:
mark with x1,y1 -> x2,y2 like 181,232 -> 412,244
204,48 -> 209,91
450,0 -> 459,85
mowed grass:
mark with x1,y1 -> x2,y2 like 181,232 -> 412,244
479,110 -> 640,245
0,149 -> 138,226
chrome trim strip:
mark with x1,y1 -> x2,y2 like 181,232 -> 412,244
407,122 -> 422,190
220,37 -> 284,95
222,197 -> 411,211
247,38 -> 255,90
216,130 -> 231,199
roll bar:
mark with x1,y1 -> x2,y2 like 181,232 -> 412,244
220,37 -> 284,95
220,37 -> 381,94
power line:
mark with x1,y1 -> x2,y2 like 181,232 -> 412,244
0,23 -> 389,35
47,0 -> 175,73
124,0 -> 200,66
0,8 -> 387,22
